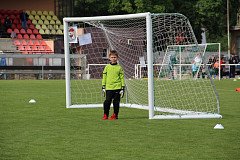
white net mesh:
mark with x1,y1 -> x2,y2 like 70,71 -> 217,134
66,13 -> 221,118
154,44 -> 220,116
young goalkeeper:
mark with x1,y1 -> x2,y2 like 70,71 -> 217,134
102,50 -> 125,120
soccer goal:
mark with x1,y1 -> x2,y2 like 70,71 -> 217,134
63,12 -> 222,119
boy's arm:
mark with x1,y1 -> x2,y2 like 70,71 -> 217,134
102,65 -> 107,87
101,66 -> 107,97
119,67 -> 125,98
120,67 -> 125,87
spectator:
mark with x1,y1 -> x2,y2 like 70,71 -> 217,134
10,31 -> 16,38
201,66 -> 206,79
194,53 -> 202,65
220,57 -> 225,78
229,54 -> 239,78
0,23 -> 5,37
207,56 -> 214,78
192,61 -> 199,78
213,59 -> 219,79
176,32 -> 184,45
4,16 -> 12,30
20,10 -> 29,29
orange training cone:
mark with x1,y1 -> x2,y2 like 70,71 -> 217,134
236,88 -> 240,92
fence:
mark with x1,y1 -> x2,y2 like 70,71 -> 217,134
0,53 -> 85,80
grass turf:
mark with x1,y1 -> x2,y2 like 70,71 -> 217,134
0,79 -> 239,160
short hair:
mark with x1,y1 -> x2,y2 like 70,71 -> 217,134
109,50 -> 118,57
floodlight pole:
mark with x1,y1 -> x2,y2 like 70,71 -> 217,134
227,0 -> 231,80
227,0 -> 230,59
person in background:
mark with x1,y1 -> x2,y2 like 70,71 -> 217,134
20,10 -> 29,29
0,23 -> 5,37
192,61 -> 199,78
176,32 -> 184,45
10,31 -> 16,38
213,59 -> 219,79
4,16 -> 12,30
207,56 -> 214,78
229,54 -> 239,78
220,57 -> 225,78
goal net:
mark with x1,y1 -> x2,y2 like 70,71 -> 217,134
63,12 -> 222,119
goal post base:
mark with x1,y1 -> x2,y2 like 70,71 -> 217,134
66,103 -> 129,109
67,104 -> 103,108
151,114 -> 222,119
67,103 -> 222,119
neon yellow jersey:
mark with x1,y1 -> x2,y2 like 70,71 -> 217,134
102,63 -> 125,90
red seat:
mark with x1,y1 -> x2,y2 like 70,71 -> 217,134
32,45 -> 38,51
20,28 -> 26,34
32,46 -> 39,53
28,40 -> 34,46
29,24 -> 35,30
9,14 -> 15,20
17,23 -> 22,29
6,10 -> 13,15
13,18 -> 19,24
33,40 -> 40,46
36,34 -> 42,39
13,39 -> 21,46
1,19 -> 5,24
11,23 -> 16,29
25,46 -> 32,51
32,29 -> 39,34
38,45 -> 45,51
23,34 -> 29,39
7,28 -> 13,34
13,10 -> 19,15
27,28 -> 32,34
27,19 -> 32,25
21,39 -> 27,45
17,33 -> 23,39
13,28 -> 19,34
29,34 -> 36,39
18,45 -> 25,51
40,40 -> 47,46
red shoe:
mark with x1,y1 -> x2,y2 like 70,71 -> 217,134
102,114 -> 108,120
109,113 -> 118,120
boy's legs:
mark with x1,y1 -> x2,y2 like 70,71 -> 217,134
112,90 -> 121,117
103,90 -> 114,117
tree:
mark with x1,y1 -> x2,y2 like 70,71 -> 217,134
74,0 -> 109,17
195,0 -> 239,51
73,0 -> 240,51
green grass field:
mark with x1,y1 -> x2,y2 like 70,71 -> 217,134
0,79 -> 239,160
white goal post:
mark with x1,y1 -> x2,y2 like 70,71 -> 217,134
63,12 -> 222,119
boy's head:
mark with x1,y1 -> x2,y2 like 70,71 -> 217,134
109,50 -> 118,64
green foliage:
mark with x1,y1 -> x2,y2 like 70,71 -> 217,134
196,0 -> 225,37
73,0 -> 239,51
74,0 -> 109,17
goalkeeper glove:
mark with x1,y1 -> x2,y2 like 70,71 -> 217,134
119,86 -> 125,98
102,86 -> 106,97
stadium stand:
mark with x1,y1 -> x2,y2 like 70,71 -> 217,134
0,9 -> 64,54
